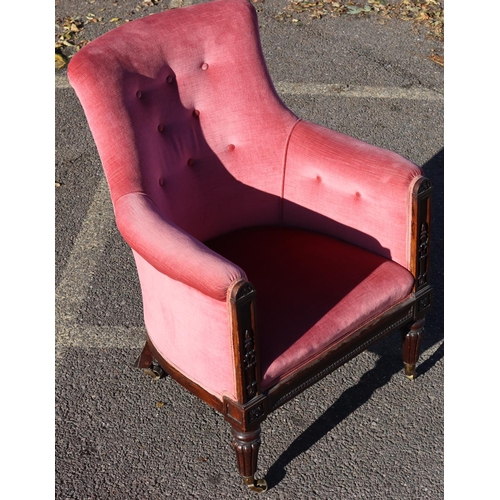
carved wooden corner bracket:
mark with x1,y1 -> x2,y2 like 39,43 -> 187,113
223,394 -> 267,431
416,288 -> 432,316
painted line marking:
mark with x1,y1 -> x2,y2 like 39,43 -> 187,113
56,177 -> 116,346
56,75 -> 71,88
169,0 -> 193,7
275,82 -> 443,101
56,75 -> 442,100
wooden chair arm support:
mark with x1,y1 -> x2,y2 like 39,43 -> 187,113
410,177 -> 432,293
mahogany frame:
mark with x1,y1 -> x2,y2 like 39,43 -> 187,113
136,176 -> 432,492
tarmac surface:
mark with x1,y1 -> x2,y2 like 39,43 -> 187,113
55,0 -> 444,498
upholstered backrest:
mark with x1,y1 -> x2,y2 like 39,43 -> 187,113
68,0 -> 298,241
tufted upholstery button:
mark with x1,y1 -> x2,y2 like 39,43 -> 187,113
193,109 -> 200,118
158,124 -> 164,132
136,90 -> 142,98
187,158 -> 195,166
227,144 -> 235,152
201,63 -> 209,70
159,177 -> 164,186
166,75 -> 174,84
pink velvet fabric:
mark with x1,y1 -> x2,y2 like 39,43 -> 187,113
206,227 -> 414,388
68,0 -> 423,400
283,121 -> 422,269
133,250 -> 238,399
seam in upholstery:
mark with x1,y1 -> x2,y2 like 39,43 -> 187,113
280,118 -> 302,224
114,190 -> 156,207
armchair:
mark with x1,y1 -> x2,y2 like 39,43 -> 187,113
68,0 -> 432,492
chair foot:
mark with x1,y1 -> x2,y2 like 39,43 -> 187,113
231,427 -> 267,493
404,362 -> 416,380
143,359 -> 165,380
243,476 -> 268,493
402,319 -> 424,380
134,342 -> 165,379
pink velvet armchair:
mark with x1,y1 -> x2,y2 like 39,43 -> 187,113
68,0 -> 432,492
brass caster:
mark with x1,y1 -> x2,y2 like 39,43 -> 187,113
143,360 -> 165,380
404,362 -> 416,380
243,477 -> 268,493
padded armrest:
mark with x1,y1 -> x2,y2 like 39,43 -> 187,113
114,191 -> 247,301
283,120 -> 423,268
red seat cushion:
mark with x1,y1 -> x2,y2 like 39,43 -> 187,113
205,226 -> 414,389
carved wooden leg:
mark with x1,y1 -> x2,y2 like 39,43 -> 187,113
402,319 -> 424,380
231,427 -> 268,493
134,342 -> 165,380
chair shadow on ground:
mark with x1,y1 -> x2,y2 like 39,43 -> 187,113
265,147 -> 444,490
265,338 -> 444,489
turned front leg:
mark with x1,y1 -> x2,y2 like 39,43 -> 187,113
402,319 -> 425,379
231,427 -> 268,493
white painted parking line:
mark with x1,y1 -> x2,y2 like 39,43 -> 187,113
56,75 -> 443,100
56,75 -> 71,89
169,0 -> 193,7
56,177 -> 115,342
56,325 -> 145,349
275,82 -> 443,101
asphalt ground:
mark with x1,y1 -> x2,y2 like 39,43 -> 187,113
54,0 -> 444,498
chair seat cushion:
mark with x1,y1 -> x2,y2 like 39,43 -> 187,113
205,226 -> 414,389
